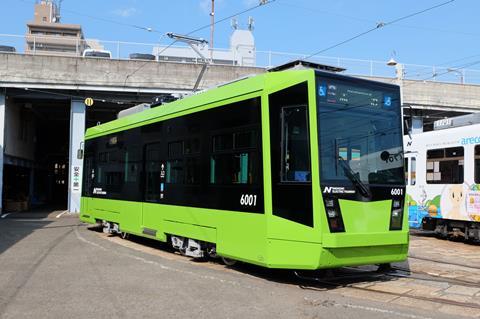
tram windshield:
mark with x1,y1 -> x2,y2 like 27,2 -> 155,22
317,76 -> 404,186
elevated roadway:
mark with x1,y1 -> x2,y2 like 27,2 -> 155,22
1,54 -> 480,111
0,53 -> 263,94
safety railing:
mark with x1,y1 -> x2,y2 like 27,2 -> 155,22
1,33 -> 479,85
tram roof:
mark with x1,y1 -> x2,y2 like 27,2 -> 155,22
85,68 -> 313,139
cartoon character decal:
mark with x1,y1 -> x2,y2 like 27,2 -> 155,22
408,183 -> 480,228
440,184 -> 468,220
466,185 -> 480,222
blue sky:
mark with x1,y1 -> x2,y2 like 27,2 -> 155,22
1,0 -> 479,69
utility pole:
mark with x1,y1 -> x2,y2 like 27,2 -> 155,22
210,0 -> 215,61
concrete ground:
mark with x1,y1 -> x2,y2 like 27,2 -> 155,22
0,210 -> 479,319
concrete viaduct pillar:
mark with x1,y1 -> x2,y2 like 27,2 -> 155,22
67,99 -> 85,213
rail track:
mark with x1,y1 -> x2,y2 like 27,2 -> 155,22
390,266 -> 480,287
408,254 -> 480,271
100,227 -> 480,311
294,269 -> 480,310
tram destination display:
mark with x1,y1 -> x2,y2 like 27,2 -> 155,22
318,81 -> 394,109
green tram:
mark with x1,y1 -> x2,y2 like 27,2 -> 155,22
80,64 -> 408,269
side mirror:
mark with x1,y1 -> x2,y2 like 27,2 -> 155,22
380,151 -> 390,162
77,149 -> 84,160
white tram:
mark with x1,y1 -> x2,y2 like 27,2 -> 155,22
404,113 -> 480,241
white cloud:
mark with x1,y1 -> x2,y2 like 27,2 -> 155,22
199,0 -> 210,14
243,0 -> 259,7
199,0 -> 226,14
113,7 -> 138,18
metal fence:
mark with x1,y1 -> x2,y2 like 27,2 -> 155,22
1,33 -> 479,85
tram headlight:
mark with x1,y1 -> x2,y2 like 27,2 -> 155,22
327,209 -> 337,218
325,199 -> 335,208
390,208 -> 404,230
324,198 -> 345,233
392,200 -> 401,209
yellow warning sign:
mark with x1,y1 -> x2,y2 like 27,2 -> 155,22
84,97 -> 94,107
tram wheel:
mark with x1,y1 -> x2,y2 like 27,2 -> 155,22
221,257 -> 237,266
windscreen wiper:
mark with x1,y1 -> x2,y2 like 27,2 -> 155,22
338,157 -> 372,198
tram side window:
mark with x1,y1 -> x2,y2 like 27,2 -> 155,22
281,105 -> 310,182
164,138 -> 201,185
426,147 -> 464,184
145,143 -> 162,202
474,146 -> 480,184
90,131 -> 142,201
167,141 -> 184,184
210,130 -> 258,185
124,146 -> 141,184
98,149 -> 122,195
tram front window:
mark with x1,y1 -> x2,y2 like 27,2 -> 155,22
317,77 -> 404,187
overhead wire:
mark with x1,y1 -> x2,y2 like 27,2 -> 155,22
4,1 -> 278,103
402,58 -> 480,88
399,54 -> 480,80
14,0 -> 162,33
7,0 -> 478,108
277,0 -> 480,38
123,0 -> 277,86
434,54 -> 480,67
304,0 -> 455,60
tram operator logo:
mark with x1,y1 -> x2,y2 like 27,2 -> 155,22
323,186 -> 355,194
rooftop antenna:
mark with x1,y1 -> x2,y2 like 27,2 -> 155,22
231,17 -> 238,30
52,0 -> 63,22
247,16 -> 255,31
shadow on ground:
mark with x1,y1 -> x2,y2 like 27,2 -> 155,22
0,208 -> 60,255
87,226 -> 404,291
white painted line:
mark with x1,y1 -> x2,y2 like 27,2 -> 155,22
56,211 -> 69,219
303,297 -> 433,319
74,227 -> 260,291
1,213 -> 11,219
338,303 -> 433,319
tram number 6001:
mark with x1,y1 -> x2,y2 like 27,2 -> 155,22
391,188 -> 403,196
240,194 -> 257,206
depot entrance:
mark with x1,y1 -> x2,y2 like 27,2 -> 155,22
2,96 -> 70,211
2,89 -> 160,213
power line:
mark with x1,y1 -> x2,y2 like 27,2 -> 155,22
435,54 -> 480,67
61,8 -> 162,34
396,53 -> 480,80
14,0 -> 162,33
4,1 -> 278,101
402,58 -> 480,87
187,0 -> 276,36
305,0 -> 455,60
123,0 -> 277,86
277,0 -> 480,39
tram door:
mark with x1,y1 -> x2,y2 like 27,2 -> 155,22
268,82 -> 313,227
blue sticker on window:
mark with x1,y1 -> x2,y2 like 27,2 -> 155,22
318,84 -> 327,97
383,95 -> 392,108
160,183 -> 164,192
